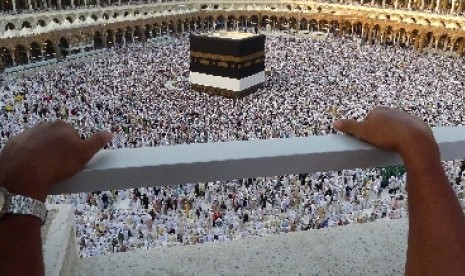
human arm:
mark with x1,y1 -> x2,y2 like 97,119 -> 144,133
0,121 -> 112,276
333,107 -> 465,275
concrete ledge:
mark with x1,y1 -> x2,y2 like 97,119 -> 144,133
51,126 -> 465,195
43,204 -> 78,276
75,218 -> 408,276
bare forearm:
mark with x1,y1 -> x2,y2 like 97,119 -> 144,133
403,149 -> 465,275
0,216 -> 44,276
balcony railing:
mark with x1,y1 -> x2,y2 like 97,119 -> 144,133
51,126 -> 465,195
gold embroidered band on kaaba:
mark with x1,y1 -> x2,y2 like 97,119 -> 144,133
192,57 -> 265,69
190,51 -> 265,63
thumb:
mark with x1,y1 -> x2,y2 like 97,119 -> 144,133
333,119 -> 364,138
81,131 -> 113,162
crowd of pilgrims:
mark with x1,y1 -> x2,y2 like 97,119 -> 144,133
1,32 -> 465,257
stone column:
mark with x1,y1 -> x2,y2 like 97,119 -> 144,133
458,40 -> 464,56
53,44 -> 62,59
28,0 -> 32,11
12,0 -> 17,13
394,0 -> 399,8
408,0 -> 412,8
96,0 -> 99,6
436,0 -> 441,12
57,0 -> 61,9
43,0 -> 47,9
71,0 -> 74,8
11,54 -> 16,67
451,0 -> 456,13
429,37 -> 434,48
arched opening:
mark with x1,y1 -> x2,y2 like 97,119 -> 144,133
329,20 -> 339,34
125,27 -> 133,43
422,32 -> 434,49
144,24 -> 152,39
183,19 -> 190,33
176,19 -> 183,33
153,24 -> 160,37
216,15 -> 225,30
22,21 -> 32,29
0,48 -> 14,68
353,22 -> 363,36
168,21 -> 175,35
437,34 -> 449,51
37,19 -> 46,27
134,26 -> 143,42
261,15 -> 269,29
30,42 -> 42,62
308,19 -> 317,32
227,15 -> 237,30
5,23 -> 15,31
300,18 -> 308,31
289,17 -> 298,31
14,45 -> 28,66
453,37 -> 465,55
58,37 -> 69,58
384,26 -> 394,45
238,16 -> 247,30
319,19 -> 329,33
106,29 -> 115,48
250,15 -> 259,28
270,16 -> 278,30
94,31 -> 104,49
410,29 -> 419,48
43,40 -> 56,60
115,29 -> 125,45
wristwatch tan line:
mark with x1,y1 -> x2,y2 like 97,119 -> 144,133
0,186 -> 48,224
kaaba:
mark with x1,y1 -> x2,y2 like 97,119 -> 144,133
189,32 -> 266,98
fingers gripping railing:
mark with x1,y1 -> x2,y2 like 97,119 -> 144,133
51,127 -> 465,194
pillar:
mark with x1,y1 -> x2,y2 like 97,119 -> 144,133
12,0 -> 17,13
451,0 -> 456,13
458,40 -> 464,56
57,0 -> 61,9
43,0 -> 47,9
408,0 -> 412,8
71,0 -> 74,8
53,44 -> 61,59
436,0 -> 441,11
28,0 -> 32,11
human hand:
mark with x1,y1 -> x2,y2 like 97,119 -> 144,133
332,107 -> 439,166
0,121 -> 112,201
